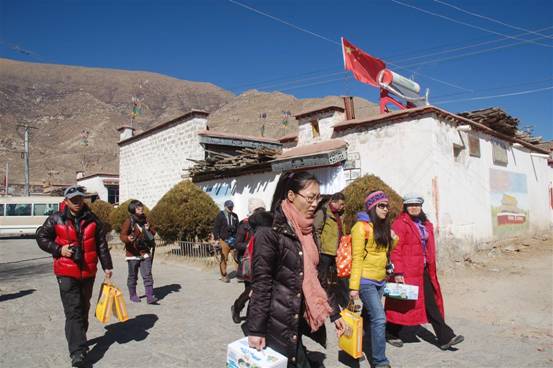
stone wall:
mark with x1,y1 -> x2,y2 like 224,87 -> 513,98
119,117 -> 207,208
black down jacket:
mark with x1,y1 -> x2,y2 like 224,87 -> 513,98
246,205 -> 340,364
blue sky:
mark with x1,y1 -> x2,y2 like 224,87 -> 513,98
1,0 -> 552,139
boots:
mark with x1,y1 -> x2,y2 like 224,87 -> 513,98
128,286 -> 141,303
145,286 -> 158,304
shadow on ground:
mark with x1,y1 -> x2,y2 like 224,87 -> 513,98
0,288 -> 36,302
85,314 -> 158,366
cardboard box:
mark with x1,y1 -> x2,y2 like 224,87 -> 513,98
384,282 -> 419,300
227,337 -> 287,368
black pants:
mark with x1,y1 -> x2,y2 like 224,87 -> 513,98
127,257 -> 154,288
319,254 -> 349,309
57,276 -> 95,355
387,268 -> 455,346
233,281 -> 251,315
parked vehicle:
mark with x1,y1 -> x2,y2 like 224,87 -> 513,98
0,196 -> 64,237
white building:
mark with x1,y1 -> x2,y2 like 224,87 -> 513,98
77,173 -> 119,204
118,104 -> 552,255
118,110 -> 208,208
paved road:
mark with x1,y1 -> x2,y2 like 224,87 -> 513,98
0,239 -> 550,367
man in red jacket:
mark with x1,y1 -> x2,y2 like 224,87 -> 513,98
36,185 -> 113,367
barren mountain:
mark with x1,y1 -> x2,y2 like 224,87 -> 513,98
0,58 -> 378,185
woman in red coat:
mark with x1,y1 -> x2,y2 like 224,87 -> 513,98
385,194 -> 463,350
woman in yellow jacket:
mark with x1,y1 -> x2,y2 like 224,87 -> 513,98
349,190 -> 397,368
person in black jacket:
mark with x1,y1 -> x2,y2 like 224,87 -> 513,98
246,172 -> 345,367
231,198 -> 268,324
213,200 -> 239,283
36,185 -> 113,368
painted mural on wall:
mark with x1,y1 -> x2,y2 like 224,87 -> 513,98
490,169 -> 529,236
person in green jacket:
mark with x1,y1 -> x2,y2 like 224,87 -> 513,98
349,190 -> 398,368
314,192 -> 348,309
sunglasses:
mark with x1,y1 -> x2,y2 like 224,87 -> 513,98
66,186 -> 85,194
377,203 -> 389,209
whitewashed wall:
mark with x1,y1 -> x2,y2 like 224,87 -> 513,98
335,114 -> 552,249
77,176 -> 109,202
297,111 -> 345,146
119,117 -> 207,208
197,166 -> 346,220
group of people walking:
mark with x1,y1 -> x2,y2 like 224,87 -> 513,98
219,171 -> 463,368
36,169 -> 463,368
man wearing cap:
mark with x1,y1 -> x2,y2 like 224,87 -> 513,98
213,199 -> 239,283
36,185 -> 113,367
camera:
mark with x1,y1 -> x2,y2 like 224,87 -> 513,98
68,245 -> 84,266
385,261 -> 395,276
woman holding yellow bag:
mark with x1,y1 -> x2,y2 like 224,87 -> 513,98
349,190 -> 397,368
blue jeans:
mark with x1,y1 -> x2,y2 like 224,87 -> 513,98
359,283 -> 389,366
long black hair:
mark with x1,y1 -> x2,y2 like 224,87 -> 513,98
270,171 -> 320,212
366,191 -> 393,250
403,204 -> 428,223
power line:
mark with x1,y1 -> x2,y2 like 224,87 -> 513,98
402,31 -> 553,68
433,0 -> 553,40
390,0 -> 553,48
228,0 -> 471,91
432,77 -> 553,100
391,25 -> 553,64
228,0 -> 340,45
278,75 -> 352,92
434,86 -> 553,104
249,71 -> 348,91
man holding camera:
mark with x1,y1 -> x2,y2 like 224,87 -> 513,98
36,185 -> 113,368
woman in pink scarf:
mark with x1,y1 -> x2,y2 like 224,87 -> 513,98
247,171 -> 345,367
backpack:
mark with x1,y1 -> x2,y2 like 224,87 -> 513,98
336,222 -> 371,278
239,235 -> 255,282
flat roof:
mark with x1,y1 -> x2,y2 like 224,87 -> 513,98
118,110 -> 209,146
77,173 -> 119,181
198,130 -> 281,144
294,105 -> 345,120
275,139 -> 348,160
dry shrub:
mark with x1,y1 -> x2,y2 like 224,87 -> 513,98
342,175 -> 403,233
149,180 -> 219,242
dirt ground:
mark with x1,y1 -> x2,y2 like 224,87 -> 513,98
439,234 -> 553,362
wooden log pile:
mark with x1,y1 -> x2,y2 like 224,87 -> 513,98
458,107 -> 543,145
458,107 -> 519,136
186,147 -> 279,177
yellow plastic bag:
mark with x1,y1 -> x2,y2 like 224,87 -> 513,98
111,285 -> 129,322
95,281 -> 114,324
339,307 -> 363,359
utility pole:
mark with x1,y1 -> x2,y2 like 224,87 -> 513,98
17,123 -> 38,196
3,162 -> 8,196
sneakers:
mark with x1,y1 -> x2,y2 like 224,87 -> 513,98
70,351 -> 87,367
440,335 -> 464,350
220,276 -> 230,283
231,305 -> 241,324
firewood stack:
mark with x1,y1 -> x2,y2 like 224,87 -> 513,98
458,107 -> 543,145
458,107 -> 519,136
186,147 -> 280,177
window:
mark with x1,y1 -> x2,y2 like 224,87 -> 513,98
107,186 -> 119,204
33,203 -> 59,216
6,203 -> 32,216
492,140 -> 508,166
468,134 -> 481,157
310,119 -> 320,138
0,203 -> 4,216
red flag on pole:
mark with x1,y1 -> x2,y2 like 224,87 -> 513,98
342,37 -> 386,87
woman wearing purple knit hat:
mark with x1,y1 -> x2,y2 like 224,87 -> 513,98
349,190 -> 398,368
385,193 -> 463,351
